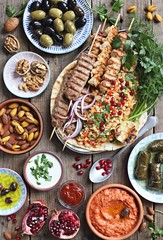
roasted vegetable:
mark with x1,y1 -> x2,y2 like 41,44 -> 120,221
134,151 -> 151,180
149,140 -> 163,152
148,163 -> 162,189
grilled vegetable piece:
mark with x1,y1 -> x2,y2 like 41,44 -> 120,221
149,140 -> 163,152
156,152 -> 163,163
134,151 -> 151,180
148,163 -> 162,189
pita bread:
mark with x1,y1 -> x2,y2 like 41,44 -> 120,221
50,60 -> 148,152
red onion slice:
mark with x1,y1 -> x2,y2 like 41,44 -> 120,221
74,108 -> 87,121
63,118 -> 82,139
81,94 -> 96,113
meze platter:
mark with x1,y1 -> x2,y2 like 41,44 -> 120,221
50,18 -> 163,153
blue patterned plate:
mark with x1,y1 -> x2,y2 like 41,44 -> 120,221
128,133 -> 163,203
23,0 -> 93,54
0,168 -> 27,216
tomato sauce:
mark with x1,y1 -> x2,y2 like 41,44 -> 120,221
59,181 -> 85,207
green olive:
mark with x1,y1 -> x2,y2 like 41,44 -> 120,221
49,8 -> 63,19
50,0 -> 60,4
63,33 -> 74,46
31,10 -> 46,20
64,20 -> 76,34
62,10 -> 75,22
53,18 -> 64,32
40,34 -> 53,47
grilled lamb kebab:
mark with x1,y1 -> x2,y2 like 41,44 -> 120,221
64,52 -> 96,101
88,26 -> 118,87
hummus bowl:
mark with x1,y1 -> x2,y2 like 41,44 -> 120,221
86,184 -> 143,240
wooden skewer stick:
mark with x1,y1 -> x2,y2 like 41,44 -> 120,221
49,126 -> 56,141
128,18 -> 135,32
114,13 -> 121,27
101,18 -> 107,32
88,24 -> 102,55
62,139 -> 68,151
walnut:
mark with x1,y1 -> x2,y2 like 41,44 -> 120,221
16,59 -> 30,76
4,34 -> 20,53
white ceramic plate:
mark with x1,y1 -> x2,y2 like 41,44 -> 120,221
23,0 -> 93,54
128,132 -> 163,203
3,51 -> 50,98
0,168 -> 27,216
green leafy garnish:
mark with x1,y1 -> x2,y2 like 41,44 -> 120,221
6,3 -> 27,18
123,18 -> 163,121
30,154 -> 53,184
111,36 -> 122,49
148,211 -> 163,239
83,0 -> 124,23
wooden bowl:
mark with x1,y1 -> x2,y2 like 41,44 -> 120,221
0,98 -> 43,154
86,184 -> 143,240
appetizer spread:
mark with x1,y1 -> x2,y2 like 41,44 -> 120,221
50,23 -> 147,151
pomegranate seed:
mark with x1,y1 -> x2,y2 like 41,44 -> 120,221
111,102 -> 117,106
118,111 -> 122,115
104,166 -> 109,171
111,97 -> 114,102
77,170 -> 84,175
123,96 -> 128,100
15,226 -> 20,231
125,81 -> 129,86
117,102 -> 121,107
96,166 -> 101,170
130,90 -> 134,96
99,160 -> 105,165
106,159 -> 112,164
120,86 -> 124,90
83,164 -> 89,168
119,92 -> 124,98
102,172 -> 106,176
76,164 -> 81,170
119,78 -> 123,83
100,126 -> 105,131
80,163 -> 85,168
111,80 -> 116,85
16,238 -> 21,240
72,163 -> 78,169
12,218 -> 17,224
121,100 -> 125,106
88,120 -> 94,124
110,110 -> 116,116
7,213 -> 16,221
86,159 -> 91,164
107,163 -> 112,168
75,156 -> 81,161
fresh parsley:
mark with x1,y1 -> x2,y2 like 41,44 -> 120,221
112,36 -> 122,49
6,3 -> 27,18
30,154 -> 53,185
148,210 -> 163,239
83,0 -> 124,24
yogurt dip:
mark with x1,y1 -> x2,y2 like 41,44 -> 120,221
23,151 -> 63,191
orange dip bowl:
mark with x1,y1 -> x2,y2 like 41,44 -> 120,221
86,184 -> 143,240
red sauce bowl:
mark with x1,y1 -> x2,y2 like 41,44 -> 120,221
86,184 -> 143,240
57,180 -> 86,208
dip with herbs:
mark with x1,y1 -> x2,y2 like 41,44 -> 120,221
23,152 -> 63,190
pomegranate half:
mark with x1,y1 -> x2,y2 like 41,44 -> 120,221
49,209 -> 80,239
22,200 -> 48,235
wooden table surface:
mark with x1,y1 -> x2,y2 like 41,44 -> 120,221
0,0 -> 163,239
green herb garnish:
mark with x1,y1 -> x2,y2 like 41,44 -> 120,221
112,36 -> 122,49
83,0 -> 124,24
6,3 -> 27,18
123,18 -> 163,121
30,154 -> 53,184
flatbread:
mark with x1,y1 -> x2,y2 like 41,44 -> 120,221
50,61 -> 148,152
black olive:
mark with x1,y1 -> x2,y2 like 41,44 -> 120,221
43,26 -> 56,36
32,29 -> 44,39
67,0 -> 77,10
29,20 -> 42,30
29,1 -> 41,12
74,6 -> 84,17
41,17 -> 53,26
51,33 -> 63,43
120,207 -> 130,218
75,17 -> 87,28
41,0 -> 51,12
5,197 -> 13,204
57,1 -> 68,13
10,182 -> 18,191
1,188 -> 10,196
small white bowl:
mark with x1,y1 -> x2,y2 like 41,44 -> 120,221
23,151 -> 64,191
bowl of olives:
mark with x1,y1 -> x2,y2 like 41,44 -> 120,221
23,0 -> 93,54
0,168 -> 27,216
